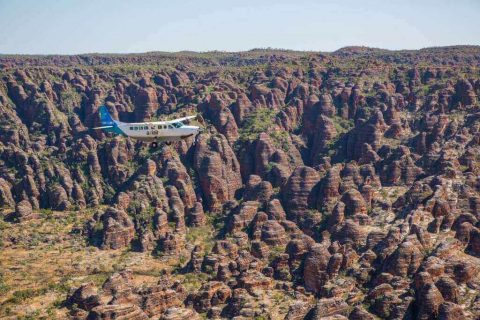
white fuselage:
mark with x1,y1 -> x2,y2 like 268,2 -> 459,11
117,121 -> 200,142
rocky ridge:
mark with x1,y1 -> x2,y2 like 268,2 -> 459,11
0,47 -> 480,319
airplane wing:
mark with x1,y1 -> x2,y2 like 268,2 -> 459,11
167,115 -> 197,123
92,125 -> 114,129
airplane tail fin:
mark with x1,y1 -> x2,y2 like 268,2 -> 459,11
99,105 -> 115,126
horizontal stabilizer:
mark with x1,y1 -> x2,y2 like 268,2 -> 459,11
92,126 -> 114,129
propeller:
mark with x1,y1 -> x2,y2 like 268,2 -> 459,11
196,114 -> 205,125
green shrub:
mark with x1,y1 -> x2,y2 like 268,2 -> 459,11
238,108 -> 277,142
9,288 -> 46,304
0,274 -> 9,295
331,116 -> 354,134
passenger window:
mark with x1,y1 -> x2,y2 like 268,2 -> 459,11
134,127 -> 138,131
130,127 -> 133,130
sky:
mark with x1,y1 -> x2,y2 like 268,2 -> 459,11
0,0 -> 479,54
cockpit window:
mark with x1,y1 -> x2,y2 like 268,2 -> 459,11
172,122 -> 184,128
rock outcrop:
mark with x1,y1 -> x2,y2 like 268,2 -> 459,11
2,48 -> 480,320
194,133 -> 242,211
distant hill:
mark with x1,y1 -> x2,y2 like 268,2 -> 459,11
1,45 -> 479,68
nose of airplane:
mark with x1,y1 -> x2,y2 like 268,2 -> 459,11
184,125 -> 202,133
187,125 -> 200,133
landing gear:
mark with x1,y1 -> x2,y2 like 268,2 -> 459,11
193,133 -> 200,146
165,141 -> 172,146
150,142 -> 158,149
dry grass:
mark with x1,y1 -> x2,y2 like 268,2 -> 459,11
0,209 -> 176,319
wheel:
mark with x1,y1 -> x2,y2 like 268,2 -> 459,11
193,133 -> 200,146
150,142 -> 158,149
165,141 -> 172,146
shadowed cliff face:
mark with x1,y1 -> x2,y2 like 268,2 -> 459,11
1,47 -> 480,319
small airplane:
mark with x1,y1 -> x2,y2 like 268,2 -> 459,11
93,106 -> 201,148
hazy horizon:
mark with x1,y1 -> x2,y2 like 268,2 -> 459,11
1,0 -> 479,55
2,45 -> 480,57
